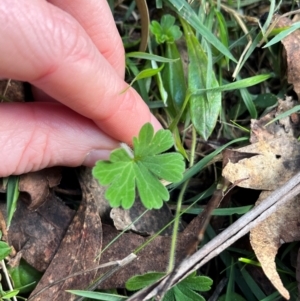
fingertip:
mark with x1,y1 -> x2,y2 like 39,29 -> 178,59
82,149 -> 112,167
150,113 -> 163,132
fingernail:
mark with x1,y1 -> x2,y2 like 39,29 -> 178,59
150,113 -> 163,131
83,149 -> 111,167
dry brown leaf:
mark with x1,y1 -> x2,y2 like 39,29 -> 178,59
223,98 -> 300,190
28,169 -> 102,301
222,136 -> 300,190
7,193 -> 74,271
250,192 -> 300,300
19,167 -> 62,210
222,98 -> 300,299
274,17 -> 300,98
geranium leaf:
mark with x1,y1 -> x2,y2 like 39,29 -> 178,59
92,123 -> 185,209
142,153 -> 185,182
181,275 -> 213,292
134,124 -> 174,157
105,163 -> 136,208
135,162 -> 169,209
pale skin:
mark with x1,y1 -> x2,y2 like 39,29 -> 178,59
0,0 -> 161,177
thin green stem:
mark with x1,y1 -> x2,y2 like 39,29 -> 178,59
167,126 -> 197,272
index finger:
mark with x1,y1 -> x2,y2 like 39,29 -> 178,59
0,0 -> 161,144
48,0 -> 125,78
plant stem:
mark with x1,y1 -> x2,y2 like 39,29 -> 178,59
167,126 -> 197,272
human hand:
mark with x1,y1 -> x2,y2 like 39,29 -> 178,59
0,0 -> 161,177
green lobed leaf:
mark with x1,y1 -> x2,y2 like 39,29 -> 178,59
105,164 -> 135,208
164,290 -> 176,301
135,162 -> 169,209
150,15 -> 182,44
126,272 -> 165,291
142,153 -> 185,182
126,272 -> 212,301
173,285 -> 205,301
92,123 -> 185,209
181,275 -> 213,292
134,124 -> 174,157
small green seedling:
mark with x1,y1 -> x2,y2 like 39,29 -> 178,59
150,14 -> 182,44
92,123 -> 185,209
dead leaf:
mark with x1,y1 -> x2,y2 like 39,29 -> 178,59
19,168 -> 62,210
250,96 -> 300,143
274,17 -> 300,98
223,98 -> 300,190
222,136 -> 300,190
222,97 -> 300,299
250,191 -> 300,300
28,168 -> 102,301
7,193 -> 75,271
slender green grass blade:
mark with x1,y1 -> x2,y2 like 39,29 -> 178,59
67,290 -> 127,300
239,87 -> 257,119
265,105 -> 300,126
6,176 -> 19,229
166,0 -> 236,62
126,52 -> 179,63
263,24 -> 298,48
2,289 -> 19,299
206,226 -> 257,301
126,58 -> 149,102
238,262 -> 266,300
132,64 -> 165,82
193,74 -> 273,94
184,205 -> 253,216
215,9 -> 229,67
